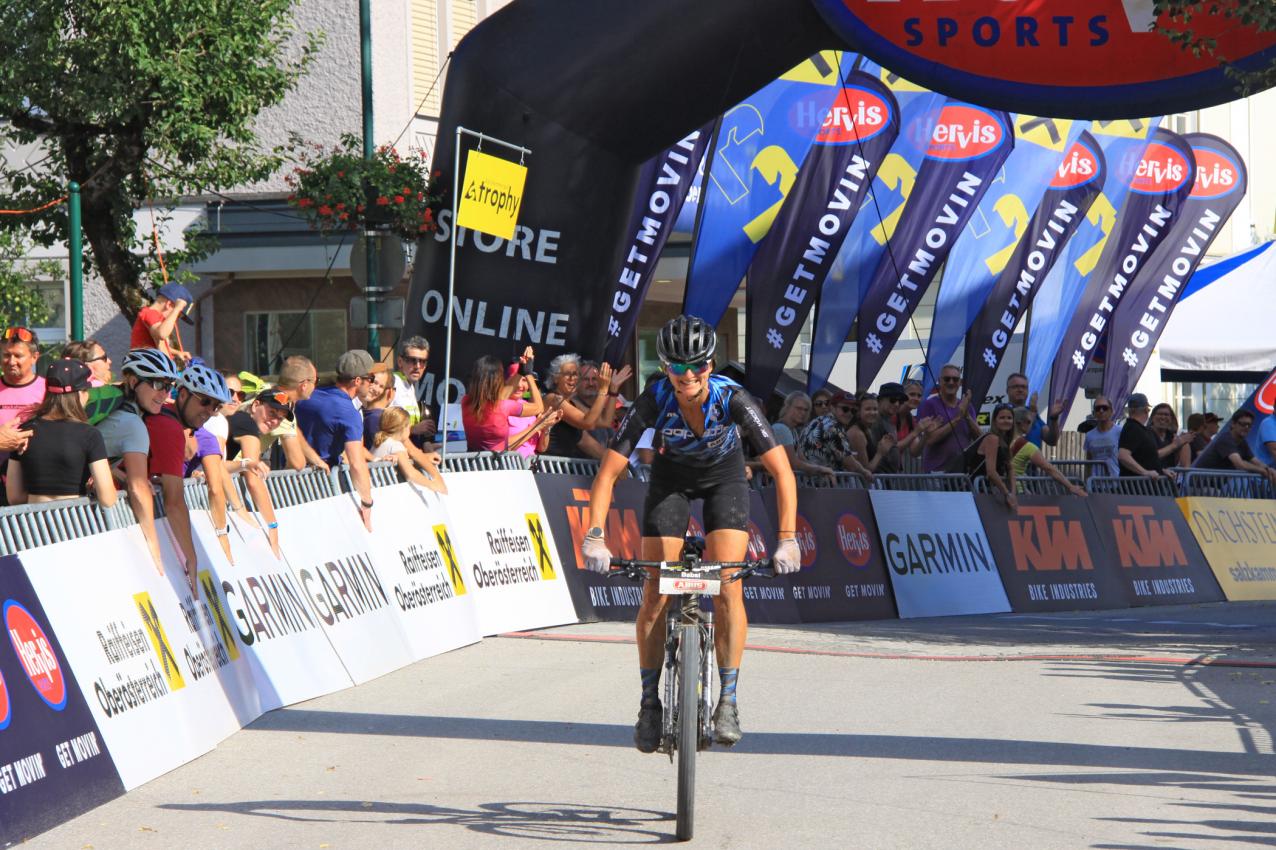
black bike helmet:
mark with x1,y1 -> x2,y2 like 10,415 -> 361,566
656,314 -> 716,364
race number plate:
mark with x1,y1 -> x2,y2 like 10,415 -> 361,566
658,568 -> 722,596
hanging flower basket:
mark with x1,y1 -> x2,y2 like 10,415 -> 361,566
286,133 -> 445,242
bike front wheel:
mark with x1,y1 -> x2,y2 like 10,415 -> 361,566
676,622 -> 699,841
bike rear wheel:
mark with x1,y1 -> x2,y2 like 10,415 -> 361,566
675,623 -> 699,841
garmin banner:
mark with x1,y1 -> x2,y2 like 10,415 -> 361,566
961,132 -> 1107,408
1047,127 -> 1195,420
924,117 -> 1084,393
870,490 -> 1010,618
1024,119 -> 1159,395
603,124 -> 714,365
683,52 -> 853,326
0,556 -> 124,845
745,70 -> 900,397
975,494 -> 1127,612
1102,134 -> 1248,411
1085,495 -> 1223,606
808,0 -> 1276,117
808,68 -> 944,393
1243,367 -> 1276,466
855,101 -> 1013,391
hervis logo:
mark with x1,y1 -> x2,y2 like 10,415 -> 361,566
0,665 -> 9,730
1256,371 -> 1276,416
1008,507 -> 1093,572
1129,142 -> 1191,195
1051,139 -> 1101,189
746,521 -> 769,561
836,512 -> 872,567
198,570 -> 241,662
433,524 -> 467,596
133,592 -> 185,692
813,86 -> 893,145
1191,146 -> 1242,199
4,600 -> 67,711
795,514 -> 817,568
925,104 -> 1005,161
525,514 -> 557,580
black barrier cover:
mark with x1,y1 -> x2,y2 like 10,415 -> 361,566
762,487 -> 896,622
0,555 -> 124,843
1085,495 -> 1224,606
975,495 -> 1127,612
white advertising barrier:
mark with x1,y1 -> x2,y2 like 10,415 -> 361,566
275,497 -> 417,684
352,483 -> 482,660
443,471 -> 578,635
187,510 -> 353,711
18,527 -> 244,789
869,490 -> 1012,618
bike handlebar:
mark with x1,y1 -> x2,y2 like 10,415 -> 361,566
606,558 -> 775,583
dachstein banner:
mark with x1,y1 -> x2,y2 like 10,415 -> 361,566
1024,119 -> 1158,394
924,117 -> 1084,393
870,490 -> 1010,617
808,0 -> 1276,117
856,101 -> 1013,391
1242,366 -> 1276,466
808,65 -> 944,393
602,124 -> 714,365
1102,134 -> 1248,411
684,52 -> 853,326
961,132 -> 1106,408
1180,498 -> 1276,601
745,70 -> 899,397
1047,127 -> 1195,420
0,556 -> 124,845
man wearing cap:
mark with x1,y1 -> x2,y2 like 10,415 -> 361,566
130,283 -> 193,363
796,389 -> 873,479
295,350 -> 376,530
875,382 -> 934,472
1118,393 -> 1165,478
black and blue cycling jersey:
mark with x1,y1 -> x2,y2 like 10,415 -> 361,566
610,374 -> 777,467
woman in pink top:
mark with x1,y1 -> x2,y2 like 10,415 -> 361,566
460,348 -> 545,452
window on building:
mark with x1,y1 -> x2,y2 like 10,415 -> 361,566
244,309 -> 347,376
29,277 -> 68,343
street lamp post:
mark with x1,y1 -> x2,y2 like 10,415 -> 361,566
359,0 -> 380,357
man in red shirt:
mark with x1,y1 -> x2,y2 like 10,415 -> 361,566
130,283 -> 193,364
145,361 -> 231,593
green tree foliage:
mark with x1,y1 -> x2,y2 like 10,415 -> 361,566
0,1 -> 320,319
0,231 -> 56,330
1155,1 -> 1276,95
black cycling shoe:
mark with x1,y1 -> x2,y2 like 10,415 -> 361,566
634,700 -> 662,753
712,700 -> 743,746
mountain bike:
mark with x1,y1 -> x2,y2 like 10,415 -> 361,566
609,537 -> 773,842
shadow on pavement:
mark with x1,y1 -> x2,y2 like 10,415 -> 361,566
157,799 -> 676,844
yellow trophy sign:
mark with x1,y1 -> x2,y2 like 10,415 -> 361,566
456,149 -> 528,240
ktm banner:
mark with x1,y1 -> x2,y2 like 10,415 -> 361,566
856,101 -> 1013,390
1047,127 -> 1195,420
602,124 -> 714,365
960,132 -> 1106,409
975,495 -> 1126,612
1102,134 -> 1248,412
808,0 -> 1276,118
1180,497 -> 1276,601
0,556 -> 124,845
745,70 -> 900,397
1084,495 -> 1222,606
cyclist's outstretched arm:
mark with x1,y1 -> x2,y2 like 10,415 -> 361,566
587,449 -> 631,532
758,444 -> 798,542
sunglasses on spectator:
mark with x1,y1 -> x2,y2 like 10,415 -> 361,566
1094,404 -> 1111,412
836,405 -> 856,414
3,327 -> 33,342
665,361 -> 710,376
229,390 -> 248,402
813,400 -> 828,407
400,356 -> 428,367
86,353 -> 110,363
941,376 -> 961,384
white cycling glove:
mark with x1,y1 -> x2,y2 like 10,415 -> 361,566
582,535 -> 613,574
773,538 -> 801,575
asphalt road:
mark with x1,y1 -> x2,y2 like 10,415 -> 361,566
29,601 -> 1276,849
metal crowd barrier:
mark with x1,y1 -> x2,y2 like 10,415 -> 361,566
440,451 -> 530,472
1026,459 -> 1106,481
530,455 -> 600,476
183,477 -> 212,511
261,467 -> 338,509
973,475 -> 1083,496
870,473 -> 971,492
1175,468 -> 1276,499
367,460 -> 403,488
752,470 -> 866,490
0,497 -> 111,556
1085,475 -> 1177,497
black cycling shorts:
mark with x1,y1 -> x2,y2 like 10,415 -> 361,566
643,449 -> 750,538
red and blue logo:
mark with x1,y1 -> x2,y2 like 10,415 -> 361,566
5,600 -> 67,711
813,86 -> 894,145
1051,139 -> 1102,189
1129,142 -> 1192,195
836,512 -> 872,567
0,666 -> 10,731
1255,371 -> 1276,417
925,104 -> 1005,161
1190,146 -> 1242,199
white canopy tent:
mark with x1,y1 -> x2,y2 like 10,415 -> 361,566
1160,240 -> 1276,375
